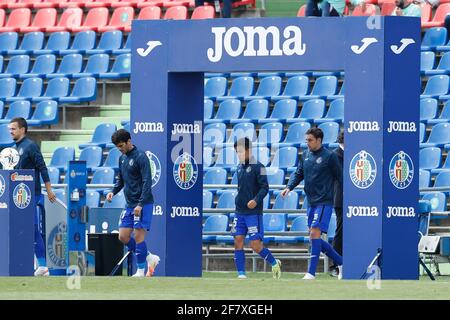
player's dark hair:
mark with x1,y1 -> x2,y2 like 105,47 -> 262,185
111,129 -> 131,145
10,117 -> 28,133
234,137 -> 252,150
337,130 -> 344,144
306,127 -> 324,141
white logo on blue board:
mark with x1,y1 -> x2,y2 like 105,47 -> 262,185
173,152 -> 198,190
0,175 -> 5,198
389,151 -> 414,189
351,37 -> 378,54
47,222 -> 67,268
13,183 -> 31,209
349,150 -> 377,189
390,38 -> 415,55
137,41 -> 162,57
146,151 -> 161,188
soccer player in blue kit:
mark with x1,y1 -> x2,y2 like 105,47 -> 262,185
232,137 -> 281,279
8,117 -> 57,276
281,127 -> 343,280
106,129 -> 160,277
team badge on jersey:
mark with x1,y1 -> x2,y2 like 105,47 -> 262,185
173,152 -> 198,190
389,151 -> 414,189
146,151 -> 161,188
349,150 -> 377,189
13,183 -> 31,209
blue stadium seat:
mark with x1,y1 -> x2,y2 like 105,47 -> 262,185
216,76 -> 253,101
204,99 -> 241,124
431,153 -> 450,174
434,171 -> 450,188
103,191 -> 126,208
266,167 -> 285,186
263,213 -> 287,232
86,30 -> 122,54
58,77 -> 97,103
286,99 -> 325,123
422,192 -> 446,213
0,32 -> 19,54
328,81 -> 345,100
98,53 -> 130,79
204,167 -> 227,192
0,124 -> 14,147
270,147 -> 298,171
259,99 -> 297,124
298,76 -> 337,101
229,72 -> 257,78
0,78 -> 16,101
420,98 -> 438,123
8,31 -> 44,55
59,31 -> 96,54
420,123 -> 450,147
91,168 -> 115,194
5,77 -> 42,102
47,54 -> 83,78
272,76 -> 309,102
50,146 -> 75,172
44,166 -> 60,185
79,146 -> 103,172
315,98 -> 344,124
272,191 -> 299,211
0,56 -> 3,73
32,77 -> 69,102
421,51 -> 435,75
19,54 -> 56,79
420,147 -> 441,170
221,122 -> 256,147
0,101 -> 4,117
421,75 -> 449,99
420,122 -> 426,143
72,53 -> 110,78
0,55 -> 30,78
203,190 -> 213,209
276,121 -> 311,148
256,122 -> 283,147
424,52 -> 450,76
112,35 -> 131,55
214,146 -> 238,170
257,72 -> 285,77
244,76 -> 282,101
0,100 -> 31,124
204,99 -> 213,120
86,190 -> 100,208
230,99 -> 268,124
274,215 -> 308,244
421,27 -> 447,51
202,215 -> 229,243
79,123 -> 117,149
33,31 -> 70,55
215,190 -> 237,214
204,76 -> 227,100
318,122 -> 340,148
99,147 -> 121,171
419,169 -> 431,189
204,146 -> 214,168
428,100 -> 450,124
252,146 -> 270,167
203,122 -> 226,147
27,100 -> 58,126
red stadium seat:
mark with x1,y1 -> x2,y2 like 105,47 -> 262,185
232,0 -> 255,8
8,0 -> 42,9
137,5 -> 161,20
164,5 -> 187,19
112,0 -> 152,7
377,0 -> 394,5
163,0 -> 191,8
45,7 -> 83,32
191,5 -> 214,19
59,0 -> 90,8
71,7 -> 109,32
422,3 -> 450,28
297,4 -> 306,16
380,2 -> 395,15
351,3 -> 378,15
136,0 -> 164,8
0,0 -> 14,9
85,0 -> 121,8
0,8 -> 31,32
0,9 -> 4,27
98,6 -> 134,32
20,8 -> 57,32
421,3 -> 432,24
33,0 -> 63,8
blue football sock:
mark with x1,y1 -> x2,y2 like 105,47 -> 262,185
321,239 -> 343,266
308,238 -> 322,276
126,237 -> 136,252
136,241 -> 148,269
34,224 -> 46,267
258,247 -> 277,266
234,250 -> 246,275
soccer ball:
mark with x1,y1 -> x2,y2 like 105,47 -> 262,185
0,147 -> 19,169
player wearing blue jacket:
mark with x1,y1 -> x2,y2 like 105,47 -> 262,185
281,127 -> 343,280
233,137 -> 281,279
106,129 -> 159,277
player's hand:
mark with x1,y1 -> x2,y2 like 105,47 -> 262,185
47,190 -> 56,203
106,192 -> 114,202
247,200 -> 257,209
134,205 -> 142,217
280,188 -> 290,198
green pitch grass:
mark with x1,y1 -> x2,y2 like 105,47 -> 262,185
0,272 -> 449,300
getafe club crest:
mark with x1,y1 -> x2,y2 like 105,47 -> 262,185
146,151 -> 161,188
350,150 -> 377,189
173,152 -> 198,190
389,151 -> 414,189
13,183 -> 31,209
47,222 -> 67,268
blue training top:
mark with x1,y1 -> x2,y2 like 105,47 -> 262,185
112,146 -> 154,208
287,146 -> 342,207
